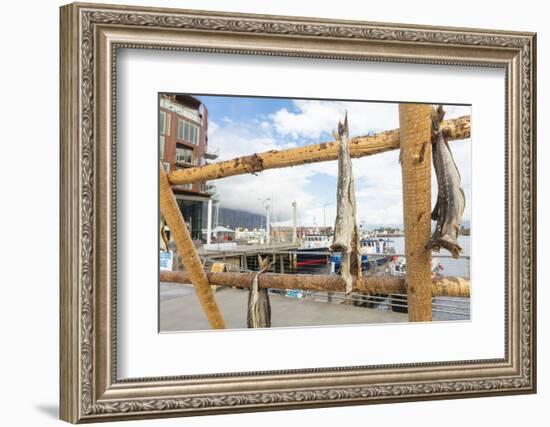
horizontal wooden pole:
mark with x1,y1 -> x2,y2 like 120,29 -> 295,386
160,271 -> 470,298
168,115 -> 470,185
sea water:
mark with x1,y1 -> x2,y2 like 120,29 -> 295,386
390,235 -> 470,278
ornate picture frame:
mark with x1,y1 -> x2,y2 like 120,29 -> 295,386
60,2 -> 536,423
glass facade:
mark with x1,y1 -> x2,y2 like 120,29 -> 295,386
159,110 -> 171,136
177,199 -> 203,240
176,147 -> 194,164
177,118 -> 200,145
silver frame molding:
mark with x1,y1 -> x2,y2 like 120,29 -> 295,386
60,2 -> 536,423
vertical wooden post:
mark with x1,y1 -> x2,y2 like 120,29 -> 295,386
159,164 -> 226,329
399,104 -> 433,322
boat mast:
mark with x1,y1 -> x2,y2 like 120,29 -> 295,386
292,200 -> 297,244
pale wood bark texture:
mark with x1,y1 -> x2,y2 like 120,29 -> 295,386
160,271 -> 470,298
159,164 -> 226,329
399,104 -> 434,322
168,116 -> 470,185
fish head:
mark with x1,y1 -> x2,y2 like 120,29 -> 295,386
338,111 -> 349,139
431,105 -> 446,134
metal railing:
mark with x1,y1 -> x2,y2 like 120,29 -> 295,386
193,255 -> 470,320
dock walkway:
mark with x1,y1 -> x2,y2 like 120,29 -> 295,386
160,283 -> 408,332
198,242 -> 301,256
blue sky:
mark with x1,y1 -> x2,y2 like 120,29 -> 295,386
198,95 -> 293,125
194,95 -> 471,228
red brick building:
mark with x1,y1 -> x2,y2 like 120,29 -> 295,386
159,94 -> 218,240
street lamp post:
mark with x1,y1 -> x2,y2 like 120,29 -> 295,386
292,201 -> 297,244
266,203 -> 271,245
258,197 -> 271,245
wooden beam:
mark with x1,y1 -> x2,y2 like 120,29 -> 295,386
159,164 -> 226,329
160,271 -> 470,298
399,104 -> 433,322
168,116 -> 470,185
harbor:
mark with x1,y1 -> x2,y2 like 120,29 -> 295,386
158,95 -> 472,331
160,233 -> 471,331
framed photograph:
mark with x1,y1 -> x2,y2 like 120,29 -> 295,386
60,2 -> 536,423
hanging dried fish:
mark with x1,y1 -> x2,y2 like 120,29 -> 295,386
247,256 -> 272,328
330,113 -> 362,294
159,217 -> 169,252
427,105 -> 466,258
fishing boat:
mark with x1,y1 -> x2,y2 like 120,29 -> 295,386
328,252 -> 369,272
295,235 -> 396,272
330,237 -> 395,272
300,234 -> 332,250
360,237 -> 395,266
295,234 -> 332,269
360,237 -> 394,255
387,256 -> 444,277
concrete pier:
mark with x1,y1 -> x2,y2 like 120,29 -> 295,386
160,282 -> 408,332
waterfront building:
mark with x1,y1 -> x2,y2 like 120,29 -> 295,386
159,94 -> 218,240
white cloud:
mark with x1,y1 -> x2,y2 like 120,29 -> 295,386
301,131 -> 471,227
215,167 -> 319,220
206,100 -> 471,227
207,121 -> 319,219
350,135 -> 472,226
271,99 -> 399,140
208,120 -> 219,134
443,105 -> 470,120
208,122 -> 282,160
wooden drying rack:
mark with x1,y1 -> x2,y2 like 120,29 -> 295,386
159,106 -> 471,328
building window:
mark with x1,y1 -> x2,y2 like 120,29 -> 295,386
160,110 -> 171,136
177,119 -> 183,140
194,124 -> 200,144
175,183 -> 192,191
159,136 -> 165,159
183,121 -> 189,141
166,113 -> 171,136
177,118 -> 200,145
176,147 -> 194,164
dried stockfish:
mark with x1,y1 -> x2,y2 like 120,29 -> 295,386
427,105 -> 466,258
159,217 -> 169,252
330,113 -> 362,294
247,256 -> 273,328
